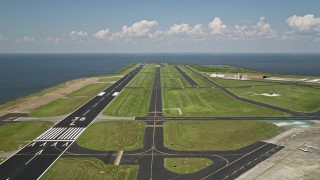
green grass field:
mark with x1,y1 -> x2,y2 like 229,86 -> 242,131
229,85 -> 320,113
178,66 -> 213,87
128,64 -> 156,87
41,158 -> 138,180
210,78 -> 275,87
29,83 -> 111,116
164,121 -> 278,151
0,121 -> 53,152
161,65 -> 191,88
103,88 -> 151,116
162,88 -> 288,116
98,76 -> 122,83
161,65 -> 179,73
164,158 -> 212,174
114,63 -> 139,75
140,64 -> 157,73
127,71 -> 155,87
77,121 -> 145,151
189,65 -> 259,74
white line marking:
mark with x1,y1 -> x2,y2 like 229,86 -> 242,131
93,103 -> 98,108
33,140 -> 73,142
25,149 -> 43,165
83,110 -> 90,116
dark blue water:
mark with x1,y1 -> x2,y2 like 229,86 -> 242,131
0,53 -> 319,104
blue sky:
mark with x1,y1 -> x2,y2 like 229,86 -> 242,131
0,0 -> 319,53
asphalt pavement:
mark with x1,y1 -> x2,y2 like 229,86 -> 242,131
147,67 -> 162,117
174,65 -> 199,88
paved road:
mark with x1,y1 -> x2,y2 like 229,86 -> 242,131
136,115 -> 320,121
0,64 -> 145,180
147,67 -> 162,117
174,65 -> 199,88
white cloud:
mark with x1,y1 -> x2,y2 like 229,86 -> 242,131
16,36 -> 36,43
208,17 -> 227,34
69,31 -> 88,40
0,34 -> 9,42
232,17 -> 277,39
255,17 -> 277,37
93,28 -> 110,40
287,14 -> 320,32
112,20 -> 158,40
45,37 -> 62,44
168,23 -> 203,36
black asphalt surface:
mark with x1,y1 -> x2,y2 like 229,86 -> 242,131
174,65 -> 199,88
0,64 -> 145,180
136,115 -> 320,121
147,67 -> 162,117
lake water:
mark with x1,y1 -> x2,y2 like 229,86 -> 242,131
0,53 -> 319,104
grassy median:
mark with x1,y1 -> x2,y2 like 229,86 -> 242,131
0,121 -> 53,152
76,121 -> 145,151
164,158 -> 212,174
127,72 -> 155,87
229,85 -> 320,113
162,88 -> 288,117
164,121 -> 278,151
103,88 -> 151,116
41,158 -> 138,180
161,65 -> 191,88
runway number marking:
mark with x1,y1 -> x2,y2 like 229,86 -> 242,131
25,149 -> 43,165
70,117 -> 79,125
70,117 -> 86,125
62,142 -> 69,147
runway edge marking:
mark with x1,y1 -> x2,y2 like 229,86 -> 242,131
37,64 -> 144,180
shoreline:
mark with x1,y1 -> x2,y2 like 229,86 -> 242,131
0,63 -> 137,116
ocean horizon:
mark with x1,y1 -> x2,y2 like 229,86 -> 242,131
0,53 -> 319,104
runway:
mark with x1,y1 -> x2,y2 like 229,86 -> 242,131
174,65 -> 199,87
0,64 -> 145,180
135,115 -> 320,121
147,67 -> 162,117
